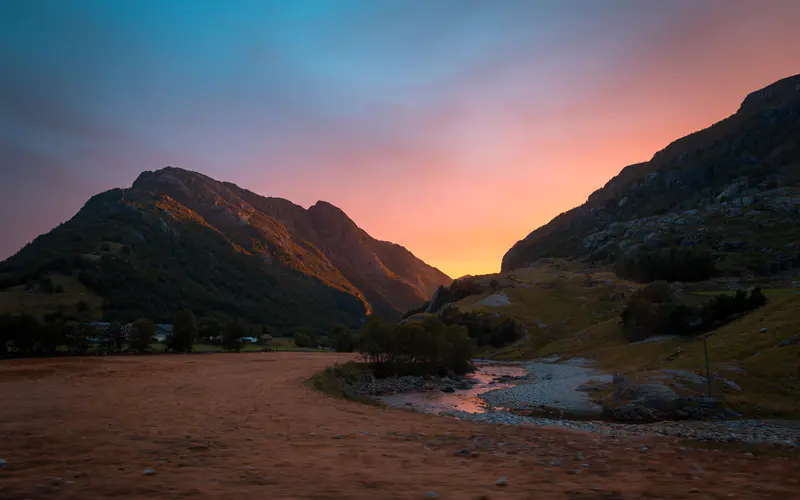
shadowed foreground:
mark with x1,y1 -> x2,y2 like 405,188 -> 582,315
0,353 -> 796,499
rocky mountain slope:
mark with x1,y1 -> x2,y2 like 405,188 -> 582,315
503,74 -> 800,277
0,167 -> 450,327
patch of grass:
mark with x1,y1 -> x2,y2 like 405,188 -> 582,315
0,273 -> 103,320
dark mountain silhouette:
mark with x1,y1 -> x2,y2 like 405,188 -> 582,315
0,167 -> 451,327
503,74 -> 800,279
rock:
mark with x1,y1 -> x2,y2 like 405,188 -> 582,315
495,476 -> 508,487
778,334 -> 800,347
455,380 -> 472,390
760,328 -> 769,333
426,492 -> 438,498
143,469 -> 156,476
0,459 -> 7,467
610,403 -> 656,422
454,449 -> 471,457
440,386 -> 455,393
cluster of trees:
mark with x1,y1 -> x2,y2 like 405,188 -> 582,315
615,246 -> 716,283
0,314 -> 159,357
359,316 -> 473,377
0,307 -> 263,357
439,308 -> 522,348
293,324 -> 355,352
620,281 -> 768,342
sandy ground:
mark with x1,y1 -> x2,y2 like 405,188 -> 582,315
0,353 -> 797,500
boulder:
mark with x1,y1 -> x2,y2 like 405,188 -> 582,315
455,380 -> 472,390
610,403 -> 656,422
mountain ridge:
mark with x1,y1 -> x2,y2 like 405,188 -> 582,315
503,74 -> 800,277
0,167 -> 451,327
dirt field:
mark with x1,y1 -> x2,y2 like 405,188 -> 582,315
0,354 -> 797,499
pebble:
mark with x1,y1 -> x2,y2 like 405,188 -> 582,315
426,492 -> 438,498
0,459 -> 7,467
143,468 -> 157,476
496,476 -> 508,487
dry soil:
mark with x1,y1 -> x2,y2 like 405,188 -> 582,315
0,353 -> 797,499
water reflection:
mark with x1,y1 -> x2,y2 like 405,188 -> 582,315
379,363 -> 526,414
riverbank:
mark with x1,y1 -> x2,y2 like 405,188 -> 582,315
375,360 -> 800,448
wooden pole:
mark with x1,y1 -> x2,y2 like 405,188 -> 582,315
703,335 -> 712,397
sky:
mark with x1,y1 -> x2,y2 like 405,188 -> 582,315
2,1 -> 800,278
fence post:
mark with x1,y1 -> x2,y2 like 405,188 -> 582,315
703,335 -> 712,397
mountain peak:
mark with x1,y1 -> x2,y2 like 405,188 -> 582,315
2,167 -> 451,325
738,73 -> 800,114
502,74 -> 800,275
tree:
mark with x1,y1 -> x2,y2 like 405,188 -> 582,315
330,324 -> 354,352
222,321 -> 246,352
170,310 -> 197,352
748,287 -> 767,308
131,319 -> 156,353
66,322 -> 91,355
106,322 -> 126,352
0,314 -> 12,357
334,330 -> 354,353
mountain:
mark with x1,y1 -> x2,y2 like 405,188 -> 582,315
0,167 -> 451,327
503,74 -> 800,278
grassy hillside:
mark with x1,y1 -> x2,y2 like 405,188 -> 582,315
439,261 -> 800,418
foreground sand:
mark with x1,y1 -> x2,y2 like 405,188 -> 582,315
0,353 -> 796,499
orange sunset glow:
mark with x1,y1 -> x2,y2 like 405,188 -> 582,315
2,1 -> 800,278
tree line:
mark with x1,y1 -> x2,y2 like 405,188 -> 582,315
620,282 -> 767,342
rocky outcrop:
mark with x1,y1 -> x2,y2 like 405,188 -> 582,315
606,374 -> 739,423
